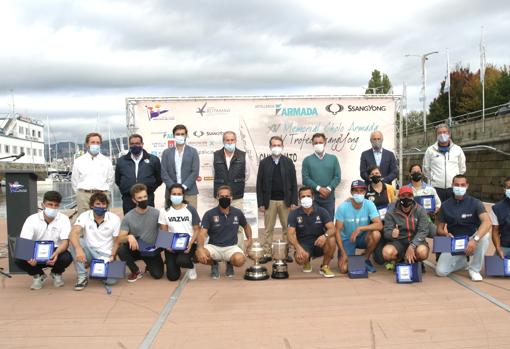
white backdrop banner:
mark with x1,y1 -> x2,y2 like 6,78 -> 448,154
130,96 -> 396,217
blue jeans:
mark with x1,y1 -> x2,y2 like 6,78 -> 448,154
314,194 -> 335,219
71,238 -> 118,285
436,234 -> 489,276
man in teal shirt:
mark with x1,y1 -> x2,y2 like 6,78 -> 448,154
334,180 -> 382,273
301,133 -> 341,218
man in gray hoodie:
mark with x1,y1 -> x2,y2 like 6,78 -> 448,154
382,186 -> 430,264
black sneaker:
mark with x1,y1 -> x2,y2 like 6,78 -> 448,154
74,277 -> 88,291
286,255 -> 293,263
226,262 -> 234,277
211,262 -> 220,279
421,262 -> 426,273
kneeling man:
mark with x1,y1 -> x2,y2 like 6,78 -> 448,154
196,185 -> 253,279
382,186 -> 430,266
287,186 -> 336,277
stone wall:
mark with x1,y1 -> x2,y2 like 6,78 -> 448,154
402,114 -> 510,203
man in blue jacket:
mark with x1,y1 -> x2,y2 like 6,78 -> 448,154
115,134 -> 162,214
359,131 -> 397,184
161,124 -> 200,209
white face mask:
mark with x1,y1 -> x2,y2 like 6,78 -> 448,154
313,144 -> 325,154
437,134 -> 450,143
300,197 -> 313,208
175,135 -> 186,145
271,146 -> 282,156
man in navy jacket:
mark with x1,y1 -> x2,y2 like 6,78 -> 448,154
115,134 -> 162,214
359,131 -> 397,184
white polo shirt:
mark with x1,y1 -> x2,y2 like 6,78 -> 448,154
75,210 -> 120,255
20,211 -> 71,246
71,152 -> 114,191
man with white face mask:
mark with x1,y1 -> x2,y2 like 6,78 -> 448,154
161,124 -> 200,209
71,132 -> 114,215
334,180 -> 382,273
302,133 -> 341,218
359,131 -> 397,184
287,186 -> 336,277
15,191 -> 73,290
256,136 -> 298,263
435,175 -> 491,281
423,124 -> 466,202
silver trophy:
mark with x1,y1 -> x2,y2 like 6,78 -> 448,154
271,240 -> 289,279
244,241 -> 269,281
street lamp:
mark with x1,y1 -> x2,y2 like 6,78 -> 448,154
405,51 -> 438,136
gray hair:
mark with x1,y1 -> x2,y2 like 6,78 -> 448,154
223,131 -> 237,142
435,123 -> 449,132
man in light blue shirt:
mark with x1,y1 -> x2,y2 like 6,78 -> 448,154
334,180 -> 382,273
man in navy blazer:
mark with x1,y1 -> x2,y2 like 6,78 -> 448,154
161,124 -> 200,208
359,131 -> 397,184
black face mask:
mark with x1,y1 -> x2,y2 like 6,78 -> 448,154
399,198 -> 414,208
370,175 -> 382,184
219,197 -> 231,209
137,200 -> 148,209
411,173 -> 423,182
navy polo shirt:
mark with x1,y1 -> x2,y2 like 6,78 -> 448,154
201,206 -> 247,247
492,198 -> 510,247
288,205 -> 332,246
438,195 -> 486,237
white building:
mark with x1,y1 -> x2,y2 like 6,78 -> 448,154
0,115 -> 45,164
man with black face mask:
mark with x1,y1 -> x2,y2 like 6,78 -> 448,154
196,186 -> 253,279
115,134 -> 162,214
115,184 -> 164,282
382,187 -> 430,266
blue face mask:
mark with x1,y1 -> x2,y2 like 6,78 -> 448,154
44,207 -> 58,218
505,189 -> 510,199
92,207 -> 107,216
89,144 -> 101,155
453,186 -> 467,197
174,136 -> 186,145
170,195 -> 183,205
224,143 -> 236,152
352,194 -> 365,204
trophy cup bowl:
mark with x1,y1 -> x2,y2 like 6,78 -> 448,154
271,240 -> 289,279
244,241 -> 269,281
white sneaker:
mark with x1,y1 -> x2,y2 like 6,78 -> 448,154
469,270 -> 483,282
188,266 -> 197,280
51,272 -> 65,287
30,274 -> 47,290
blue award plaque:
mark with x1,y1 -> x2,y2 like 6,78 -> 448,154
33,240 -> 54,263
396,264 -> 413,283
451,235 -> 468,255
504,257 -> 510,277
416,195 -> 436,213
90,259 -> 109,279
138,239 -> 159,257
376,205 -> 388,220
172,233 -> 190,251
347,255 -> 368,279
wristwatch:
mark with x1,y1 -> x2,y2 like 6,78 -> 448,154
473,235 -> 480,242
324,232 -> 329,238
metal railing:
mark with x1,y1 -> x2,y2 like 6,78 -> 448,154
405,102 -> 509,135
402,144 -> 510,157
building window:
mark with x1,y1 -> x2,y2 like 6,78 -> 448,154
13,146 -> 18,153
32,130 -> 36,137
38,131 -> 41,138
0,144 -> 2,153
38,149 -> 42,156
25,127 -> 29,135
20,147 -> 24,153
19,126 -> 24,134
5,145 -> 10,153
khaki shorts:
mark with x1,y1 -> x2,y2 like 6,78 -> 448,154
204,244 -> 244,262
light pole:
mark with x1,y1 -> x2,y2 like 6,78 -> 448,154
405,51 -> 438,138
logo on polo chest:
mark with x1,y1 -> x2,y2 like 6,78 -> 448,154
168,216 -> 190,222
297,216 -> 303,224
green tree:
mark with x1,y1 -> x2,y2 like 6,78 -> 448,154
365,69 -> 392,94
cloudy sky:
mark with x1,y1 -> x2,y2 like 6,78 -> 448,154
0,0 -> 508,142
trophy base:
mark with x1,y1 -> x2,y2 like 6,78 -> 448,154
271,262 -> 289,279
244,266 -> 270,281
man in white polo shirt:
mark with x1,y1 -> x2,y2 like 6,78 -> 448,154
69,192 -> 121,291
71,132 -> 114,215
15,191 -> 73,290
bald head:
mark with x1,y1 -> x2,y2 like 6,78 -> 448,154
370,131 -> 383,150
